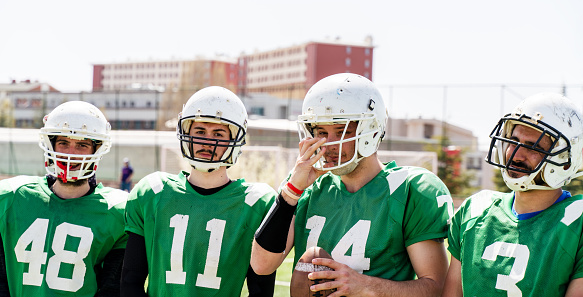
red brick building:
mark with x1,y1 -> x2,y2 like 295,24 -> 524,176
238,36 -> 374,99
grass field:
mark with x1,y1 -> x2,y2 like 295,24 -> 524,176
241,249 -> 295,297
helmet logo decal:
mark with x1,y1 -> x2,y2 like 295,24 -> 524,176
368,99 -> 375,111
554,105 -> 582,128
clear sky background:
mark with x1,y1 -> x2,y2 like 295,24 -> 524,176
1,0 -> 582,149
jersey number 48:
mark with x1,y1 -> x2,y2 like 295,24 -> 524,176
15,218 -> 93,292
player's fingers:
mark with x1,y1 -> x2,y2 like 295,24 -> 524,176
312,257 -> 343,270
298,136 -> 319,154
306,146 -> 326,166
302,138 -> 326,162
327,288 -> 349,297
309,278 -> 339,292
308,268 -> 336,280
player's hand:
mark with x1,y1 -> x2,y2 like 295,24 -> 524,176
308,258 -> 370,297
288,137 -> 327,191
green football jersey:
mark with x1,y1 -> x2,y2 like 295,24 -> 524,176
125,171 -> 276,296
448,190 -> 583,297
0,175 -> 128,297
294,161 -> 453,280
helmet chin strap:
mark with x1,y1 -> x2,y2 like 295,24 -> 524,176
191,165 -> 216,173
190,161 -> 221,173
330,155 -> 364,176
503,168 -> 553,192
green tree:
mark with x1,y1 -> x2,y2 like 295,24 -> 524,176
426,136 -> 476,198
492,167 -> 508,192
0,99 -> 15,127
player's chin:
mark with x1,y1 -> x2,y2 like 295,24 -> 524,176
59,177 -> 87,187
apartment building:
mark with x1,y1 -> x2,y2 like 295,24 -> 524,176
238,36 -> 374,99
92,58 -> 238,93
92,37 -> 374,100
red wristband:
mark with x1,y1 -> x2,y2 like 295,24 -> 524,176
287,182 -> 303,195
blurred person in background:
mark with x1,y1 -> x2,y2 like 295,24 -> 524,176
120,157 -> 134,192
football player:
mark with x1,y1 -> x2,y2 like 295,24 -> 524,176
0,101 -> 128,296
121,86 -> 277,296
443,93 -> 583,296
251,73 -> 453,296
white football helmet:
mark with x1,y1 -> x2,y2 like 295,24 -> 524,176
177,86 -> 247,172
39,101 -> 112,183
298,73 -> 388,175
486,93 -> 583,191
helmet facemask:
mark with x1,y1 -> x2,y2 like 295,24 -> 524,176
176,87 -> 248,173
297,112 -> 381,175
39,102 -> 112,183
177,115 -> 246,172
298,73 -> 387,176
486,115 -> 574,191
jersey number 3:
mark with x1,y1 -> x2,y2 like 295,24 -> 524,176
482,242 -> 529,297
15,218 -> 94,292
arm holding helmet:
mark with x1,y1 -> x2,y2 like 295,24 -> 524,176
251,137 -> 327,275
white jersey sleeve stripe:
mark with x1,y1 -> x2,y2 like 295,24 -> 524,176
470,190 -> 495,218
437,195 -> 454,222
8,176 -> 33,193
103,189 -> 128,209
245,183 -> 274,207
147,173 -> 164,194
561,200 -> 583,226
387,169 -> 409,195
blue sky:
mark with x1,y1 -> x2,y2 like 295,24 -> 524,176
1,0 -> 582,149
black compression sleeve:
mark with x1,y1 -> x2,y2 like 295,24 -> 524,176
120,233 -> 148,297
254,194 -> 296,253
246,265 -> 276,297
95,248 -> 125,297
0,236 -> 10,297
